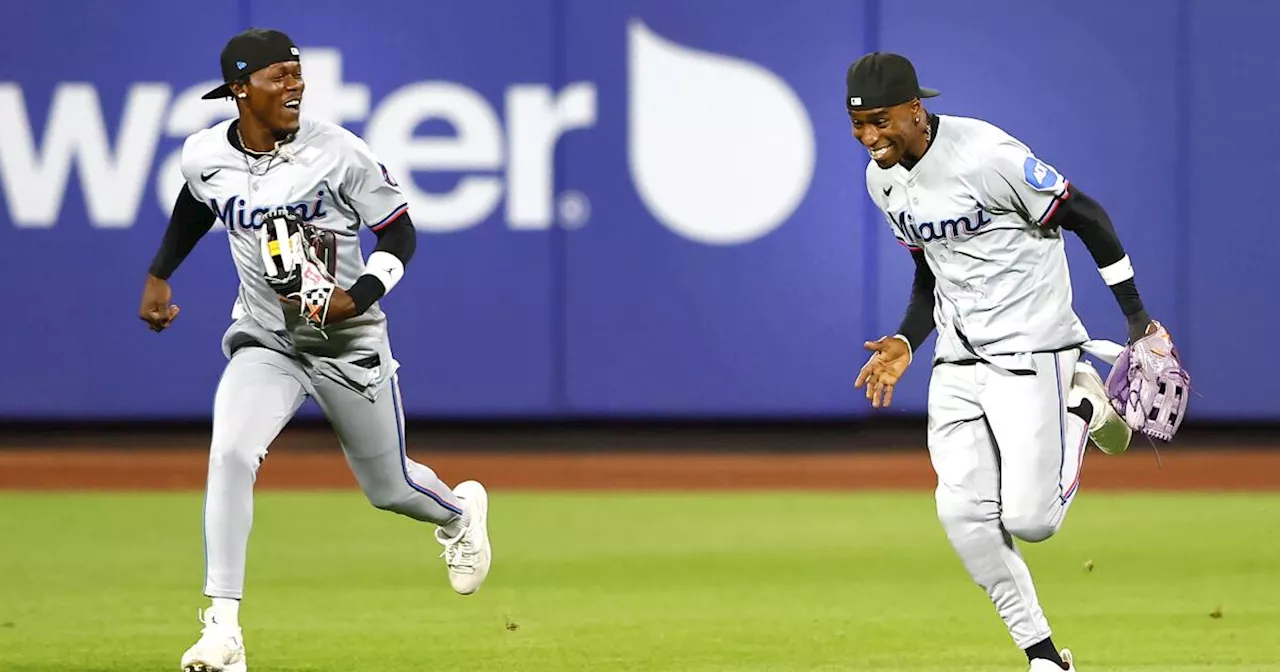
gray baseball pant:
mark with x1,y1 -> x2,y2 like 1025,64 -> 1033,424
201,345 -> 463,599
928,350 -> 1089,649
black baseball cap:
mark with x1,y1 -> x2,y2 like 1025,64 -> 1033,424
845,52 -> 940,111
201,28 -> 301,100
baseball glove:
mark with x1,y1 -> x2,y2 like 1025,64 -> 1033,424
259,208 -> 337,332
1104,321 -> 1191,442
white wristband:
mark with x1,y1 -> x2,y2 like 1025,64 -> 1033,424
364,251 -> 405,295
1099,254 -> 1134,286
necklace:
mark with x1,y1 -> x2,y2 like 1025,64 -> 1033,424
236,126 -> 271,156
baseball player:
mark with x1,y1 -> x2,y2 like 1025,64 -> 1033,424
137,28 -> 492,672
848,52 -> 1159,671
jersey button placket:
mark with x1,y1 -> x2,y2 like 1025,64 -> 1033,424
904,194 -> 922,253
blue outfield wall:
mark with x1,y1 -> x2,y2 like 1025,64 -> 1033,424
0,0 -> 1271,421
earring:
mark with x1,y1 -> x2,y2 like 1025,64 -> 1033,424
914,117 -> 919,123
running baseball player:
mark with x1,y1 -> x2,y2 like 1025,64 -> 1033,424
847,52 -> 1185,671
137,28 -> 492,672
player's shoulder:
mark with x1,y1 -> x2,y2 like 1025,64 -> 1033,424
181,118 -> 234,160
937,114 -> 1044,187
939,115 -> 1031,161
179,118 -> 236,180
938,114 -> 1019,144
302,118 -> 373,153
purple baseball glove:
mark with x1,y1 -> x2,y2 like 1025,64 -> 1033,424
1104,321 -> 1191,442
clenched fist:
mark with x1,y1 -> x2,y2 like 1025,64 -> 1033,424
139,274 -> 180,332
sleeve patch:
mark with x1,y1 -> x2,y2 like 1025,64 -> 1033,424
1022,156 -> 1061,191
379,162 -> 399,187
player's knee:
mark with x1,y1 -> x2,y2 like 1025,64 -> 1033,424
208,439 -> 266,476
935,485 -> 998,533
1001,511 -> 1060,543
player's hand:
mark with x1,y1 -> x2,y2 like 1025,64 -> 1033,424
280,286 -> 357,326
854,336 -> 912,409
321,287 -> 358,323
1126,314 -> 1158,344
139,274 -> 180,332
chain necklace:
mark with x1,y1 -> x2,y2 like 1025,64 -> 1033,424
236,126 -> 272,157
236,124 -> 295,175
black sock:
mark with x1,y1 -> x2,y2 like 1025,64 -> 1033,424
1068,397 -> 1093,424
1025,637 -> 1064,667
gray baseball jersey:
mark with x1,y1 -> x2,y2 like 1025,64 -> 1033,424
865,114 -> 1090,369
180,117 -> 408,396
180,117 -> 467,604
866,114 -> 1101,653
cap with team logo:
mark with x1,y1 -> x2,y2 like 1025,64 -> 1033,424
201,28 -> 301,100
845,52 -> 940,111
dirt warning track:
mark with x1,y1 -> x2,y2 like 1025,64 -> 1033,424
0,425 -> 1276,492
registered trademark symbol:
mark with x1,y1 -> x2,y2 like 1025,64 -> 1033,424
557,190 -> 590,228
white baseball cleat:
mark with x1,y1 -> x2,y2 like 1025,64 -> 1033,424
435,479 -> 492,595
1070,360 -> 1132,456
179,607 -> 246,672
1028,648 -> 1075,671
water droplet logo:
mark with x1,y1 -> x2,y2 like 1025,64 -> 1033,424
627,19 -> 815,246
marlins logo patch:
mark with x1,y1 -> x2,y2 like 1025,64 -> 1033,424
1022,156 -> 1061,191
379,162 -> 399,187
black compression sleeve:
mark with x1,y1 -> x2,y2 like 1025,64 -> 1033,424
347,213 -> 417,314
1045,186 -> 1151,340
148,184 -> 214,279
1047,186 -> 1125,266
370,213 -> 417,263
896,249 -> 937,353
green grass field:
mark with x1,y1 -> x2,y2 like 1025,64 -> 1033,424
1,490 -> 1277,671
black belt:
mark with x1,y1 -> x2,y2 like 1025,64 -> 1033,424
934,329 -> 1083,376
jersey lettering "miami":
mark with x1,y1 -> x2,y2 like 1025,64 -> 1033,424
866,115 -> 1089,367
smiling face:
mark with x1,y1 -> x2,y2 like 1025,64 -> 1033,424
849,99 -> 926,169
231,60 -> 304,136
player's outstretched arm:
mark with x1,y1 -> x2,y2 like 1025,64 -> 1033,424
856,249 -> 936,408
1043,187 -> 1154,343
139,184 -> 215,332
